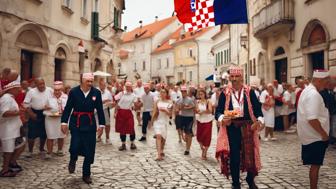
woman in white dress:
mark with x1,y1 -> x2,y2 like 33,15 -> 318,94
260,83 -> 276,141
150,88 -> 173,161
44,82 -> 67,158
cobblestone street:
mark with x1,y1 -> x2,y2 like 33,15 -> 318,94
1,120 -> 336,189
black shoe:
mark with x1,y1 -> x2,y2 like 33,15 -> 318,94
247,183 -> 258,189
184,151 -> 190,155
9,164 -> 23,173
82,176 -> 92,184
130,143 -> 137,150
68,161 -> 76,174
118,144 -> 126,151
139,137 -> 146,141
232,185 -> 241,189
246,177 -> 258,189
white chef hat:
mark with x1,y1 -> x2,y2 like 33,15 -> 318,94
313,69 -> 330,78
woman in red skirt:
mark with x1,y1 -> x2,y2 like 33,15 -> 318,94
195,89 -> 214,160
114,81 -> 138,151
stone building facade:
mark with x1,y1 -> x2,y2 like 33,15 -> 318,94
250,0 -> 336,84
0,0 -> 124,86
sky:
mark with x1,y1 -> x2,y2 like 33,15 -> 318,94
122,0 -> 175,31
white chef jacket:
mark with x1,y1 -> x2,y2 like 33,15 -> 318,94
297,84 -> 330,145
0,94 -> 22,140
24,87 -> 53,110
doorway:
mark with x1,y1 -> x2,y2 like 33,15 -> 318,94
308,51 -> 324,76
54,58 -> 64,81
20,50 -> 34,81
275,58 -> 288,84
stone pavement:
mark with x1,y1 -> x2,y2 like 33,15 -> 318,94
1,121 -> 336,189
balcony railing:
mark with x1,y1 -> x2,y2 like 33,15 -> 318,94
252,0 -> 295,38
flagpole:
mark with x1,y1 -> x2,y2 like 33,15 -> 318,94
247,22 -> 250,84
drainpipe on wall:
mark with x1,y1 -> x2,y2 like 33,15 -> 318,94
195,39 -> 200,84
247,22 -> 250,84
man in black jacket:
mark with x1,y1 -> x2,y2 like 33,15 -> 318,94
61,73 -> 105,184
215,66 -> 264,189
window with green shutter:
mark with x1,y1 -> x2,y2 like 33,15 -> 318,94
114,7 -> 119,29
91,12 -> 99,39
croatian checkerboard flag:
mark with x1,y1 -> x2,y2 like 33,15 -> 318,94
174,0 -> 248,32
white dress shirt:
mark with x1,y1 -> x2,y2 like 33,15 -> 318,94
99,88 -> 113,110
24,87 -> 53,110
134,86 -> 145,98
141,92 -> 154,112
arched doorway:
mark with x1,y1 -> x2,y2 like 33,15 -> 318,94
274,47 -> 287,83
301,20 -> 329,77
15,24 -> 48,81
54,47 -> 66,81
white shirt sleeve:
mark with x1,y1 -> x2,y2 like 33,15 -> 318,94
114,92 -> 123,101
303,92 -> 321,120
284,91 -> 290,102
23,90 -> 33,108
210,93 -> 217,106
0,96 -> 11,118
278,85 -> 284,94
107,90 -> 113,101
133,94 -> 138,103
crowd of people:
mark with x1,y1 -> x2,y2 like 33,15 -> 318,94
0,66 -> 335,189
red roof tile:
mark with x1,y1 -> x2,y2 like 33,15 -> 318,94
173,27 -> 213,45
152,27 -> 213,54
152,26 -> 183,54
122,17 -> 177,43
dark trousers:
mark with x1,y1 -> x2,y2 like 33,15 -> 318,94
70,154 -> 91,176
142,112 -> 151,135
227,125 -> 255,187
120,134 -> 136,142
69,131 -> 96,177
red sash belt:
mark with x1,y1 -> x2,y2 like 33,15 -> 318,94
73,111 -> 93,128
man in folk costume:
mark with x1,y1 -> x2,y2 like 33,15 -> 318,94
114,81 -> 137,151
61,73 -> 105,184
215,66 -> 264,189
